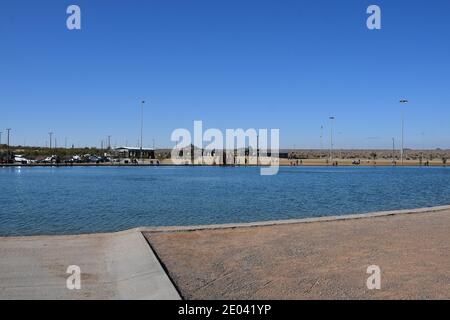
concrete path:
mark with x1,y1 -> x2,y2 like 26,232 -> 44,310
0,229 -> 180,300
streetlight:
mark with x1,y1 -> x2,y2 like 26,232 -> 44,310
420,132 -> 425,166
392,137 -> 395,165
49,132 -> 53,150
6,128 -> 11,162
329,117 -> 335,163
399,99 -> 408,166
320,125 -> 323,159
140,100 -> 145,161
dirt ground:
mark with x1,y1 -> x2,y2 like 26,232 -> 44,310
145,210 -> 450,300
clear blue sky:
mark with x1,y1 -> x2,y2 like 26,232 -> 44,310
1,0 -> 449,149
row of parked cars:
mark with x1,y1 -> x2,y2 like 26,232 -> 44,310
68,155 -> 112,164
0,154 -> 59,164
1,154 -> 113,165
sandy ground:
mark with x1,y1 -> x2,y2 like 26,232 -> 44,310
159,158 -> 447,166
144,210 -> 450,300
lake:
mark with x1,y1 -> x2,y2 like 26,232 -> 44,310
1,166 -> 449,236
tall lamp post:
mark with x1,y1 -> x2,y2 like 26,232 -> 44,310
140,100 -> 145,162
392,137 -> 395,165
320,125 -> 323,159
399,99 -> 408,166
420,132 -> 425,165
49,132 -> 53,151
6,128 -> 11,162
329,117 -> 335,163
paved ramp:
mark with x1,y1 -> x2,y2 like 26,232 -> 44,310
0,230 -> 180,300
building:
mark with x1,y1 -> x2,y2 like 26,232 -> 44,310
172,145 -> 288,165
114,147 -> 155,159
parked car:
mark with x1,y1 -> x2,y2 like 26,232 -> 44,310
14,155 -> 31,164
98,156 -> 111,163
66,155 -> 82,163
41,155 -> 58,163
0,157 -> 14,164
88,156 -> 100,163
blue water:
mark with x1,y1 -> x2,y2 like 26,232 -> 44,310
1,166 -> 449,236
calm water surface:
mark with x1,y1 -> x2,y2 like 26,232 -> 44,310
1,166 -> 449,236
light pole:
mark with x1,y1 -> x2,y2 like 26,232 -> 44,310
320,125 -> 323,159
257,134 -> 259,165
329,117 -> 335,163
49,132 -> 53,151
6,128 -> 11,161
140,100 -> 145,161
392,137 -> 395,165
0,131 -> 2,145
420,132 -> 425,166
399,99 -> 408,165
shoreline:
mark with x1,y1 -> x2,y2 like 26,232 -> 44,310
140,203 -> 450,233
2,204 -> 450,239
1,205 -> 449,299
1,162 -> 449,168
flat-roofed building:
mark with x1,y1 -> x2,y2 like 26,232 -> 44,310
114,147 -> 155,159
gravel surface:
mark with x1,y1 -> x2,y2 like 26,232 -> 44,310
145,210 -> 450,299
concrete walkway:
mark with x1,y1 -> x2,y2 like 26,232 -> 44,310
0,229 -> 180,300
